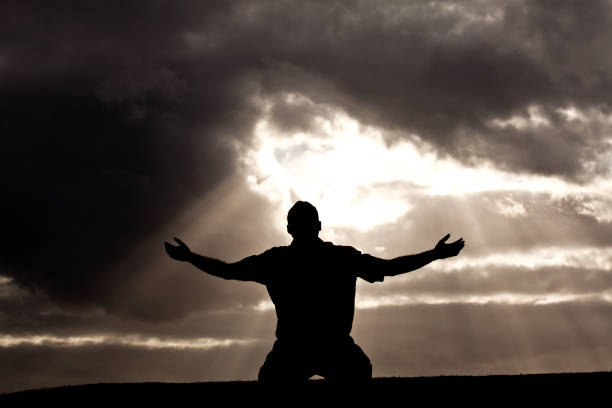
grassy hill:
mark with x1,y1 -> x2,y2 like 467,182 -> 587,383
2,372 -> 609,404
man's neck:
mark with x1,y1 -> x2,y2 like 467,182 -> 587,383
290,236 -> 323,248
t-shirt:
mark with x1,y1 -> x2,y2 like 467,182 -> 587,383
234,238 -> 385,342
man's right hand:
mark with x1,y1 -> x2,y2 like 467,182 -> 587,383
433,234 -> 465,259
164,237 -> 192,262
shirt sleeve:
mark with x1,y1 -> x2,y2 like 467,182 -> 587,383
343,246 -> 385,283
230,247 -> 277,284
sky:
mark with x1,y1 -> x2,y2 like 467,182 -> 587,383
2,0 -> 612,392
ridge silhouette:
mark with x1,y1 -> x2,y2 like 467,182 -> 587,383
164,201 -> 465,381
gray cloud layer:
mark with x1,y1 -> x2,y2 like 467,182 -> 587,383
2,302 -> 611,393
3,0 -> 612,315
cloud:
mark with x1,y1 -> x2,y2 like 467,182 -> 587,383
353,302 -> 612,377
0,274 -> 276,340
0,1 -> 268,316
3,0 -> 612,315
239,0 -> 612,179
0,333 -> 256,350
327,191 -> 612,259
0,341 -> 270,393
2,302 -> 611,393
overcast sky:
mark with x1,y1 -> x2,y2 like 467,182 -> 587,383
2,0 -> 612,392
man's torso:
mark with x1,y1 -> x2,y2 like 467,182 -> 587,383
261,240 -> 364,341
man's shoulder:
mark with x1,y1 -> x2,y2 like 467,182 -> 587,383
323,241 -> 385,283
260,245 -> 290,257
321,241 -> 362,256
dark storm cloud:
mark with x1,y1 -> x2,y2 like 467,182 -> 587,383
0,1 -> 266,314
2,0 -> 612,324
235,0 -> 612,178
0,276 -> 277,356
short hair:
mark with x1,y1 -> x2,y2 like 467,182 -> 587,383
287,201 -> 319,225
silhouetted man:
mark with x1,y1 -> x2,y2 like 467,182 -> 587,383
165,201 -> 465,381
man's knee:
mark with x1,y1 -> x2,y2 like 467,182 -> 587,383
323,343 -> 372,380
257,361 -> 276,382
348,345 -> 372,379
258,345 -> 284,382
258,342 -> 313,382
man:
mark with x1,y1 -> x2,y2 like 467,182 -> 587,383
164,201 -> 465,381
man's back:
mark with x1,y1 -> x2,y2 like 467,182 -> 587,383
253,239 -> 384,342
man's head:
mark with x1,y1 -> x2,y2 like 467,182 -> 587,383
287,201 -> 321,240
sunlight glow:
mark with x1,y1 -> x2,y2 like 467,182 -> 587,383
354,291 -> 612,309
241,110 -> 417,230
0,334 -> 256,349
490,195 -> 527,218
252,299 -> 274,311
249,291 -> 612,311
238,95 -> 612,234
430,246 -> 612,273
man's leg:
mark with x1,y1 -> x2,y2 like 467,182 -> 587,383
320,339 -> 372,381
258,340 -> 314,382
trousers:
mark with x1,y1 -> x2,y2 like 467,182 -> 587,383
258,336 -> 372,381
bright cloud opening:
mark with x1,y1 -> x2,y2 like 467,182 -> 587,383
237,95 -> 612,234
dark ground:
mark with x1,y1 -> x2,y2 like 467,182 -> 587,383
1,372 -> 609,405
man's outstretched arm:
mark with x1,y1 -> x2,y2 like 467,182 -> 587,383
379,234 -> 465,277
164,238 -> 262,282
